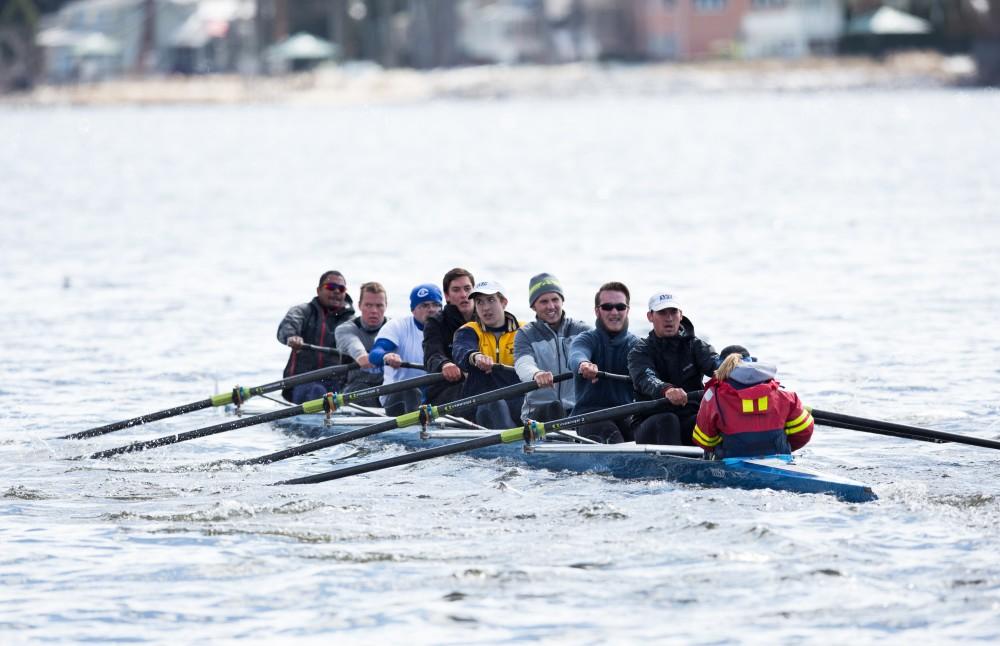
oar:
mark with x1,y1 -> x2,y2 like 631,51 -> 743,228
87,372 -> 447,459
301,343 -> 347,357
812,409 -> 1000,451
275,398 -> 670,485
63,363 -> 356,440
235,373 -> 573,466
813,416 -> 944,445
301,344 -> 427,372
596,371 -> 630,382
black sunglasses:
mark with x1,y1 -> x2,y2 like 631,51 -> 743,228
598,303 -> 628,312
323,283 -> 347,293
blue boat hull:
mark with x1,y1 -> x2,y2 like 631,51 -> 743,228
265,409 -> 878,503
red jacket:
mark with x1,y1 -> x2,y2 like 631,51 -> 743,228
693,378 -> 813,458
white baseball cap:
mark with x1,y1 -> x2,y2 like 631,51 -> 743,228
470,280 -> 506,298
648,292 -> 683,312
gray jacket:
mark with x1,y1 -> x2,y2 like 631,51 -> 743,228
334,316 -> 388,392
514,314 -> 591,419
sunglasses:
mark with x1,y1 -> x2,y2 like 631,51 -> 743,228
598,303 -> 629,312
323,283 -> 347,293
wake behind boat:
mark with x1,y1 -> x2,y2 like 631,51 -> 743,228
234,399 -> 878,503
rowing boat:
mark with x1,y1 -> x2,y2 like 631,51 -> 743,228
234,401 -> 878,503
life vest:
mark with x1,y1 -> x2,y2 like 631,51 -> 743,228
459,318 -> 519,366
693,379 -> 813,458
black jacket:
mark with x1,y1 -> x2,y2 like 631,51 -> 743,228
422,303 -> 469,400
628,316 -> 718,411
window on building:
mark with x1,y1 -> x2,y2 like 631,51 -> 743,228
750,0 -> 787,8
694,0 -> 728,12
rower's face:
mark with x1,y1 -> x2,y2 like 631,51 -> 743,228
359,291 -> 386,327
532,292 -> 563,325
595,290 -> 629,333
412,300 -> 442,325
446,276 -> 474,318
647,307 -> 682,338
317,276 -> 348,310
474,293 -> 507,327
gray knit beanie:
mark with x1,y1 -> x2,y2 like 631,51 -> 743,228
528,272 -> 564,307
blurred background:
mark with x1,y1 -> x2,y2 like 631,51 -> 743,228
1,0 -> 998,97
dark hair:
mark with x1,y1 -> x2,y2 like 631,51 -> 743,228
442,267 -> 475,293
318,270 -> 345,287
358,281 -> 386,303
594,281 -> 630,308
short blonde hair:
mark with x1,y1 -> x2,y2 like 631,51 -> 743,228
358,281 -> 387,303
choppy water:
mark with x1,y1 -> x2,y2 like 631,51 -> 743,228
2,89 -> 1000,643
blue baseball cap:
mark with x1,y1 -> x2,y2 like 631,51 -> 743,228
410,283 -> 443,311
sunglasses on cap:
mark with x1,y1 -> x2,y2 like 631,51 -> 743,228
598,303 -> 628,312
323,283 -> 347,293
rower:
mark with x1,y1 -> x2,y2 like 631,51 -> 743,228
693,349 -> 814,457
368,283 -> 443,416
422,267 -> 476,405
568,281 -> 639,443
627,291 -> 719,446
334,281 -> 389,406
513,272 -> 590,422
451,280 -> 525,428
277,270 -> 356,403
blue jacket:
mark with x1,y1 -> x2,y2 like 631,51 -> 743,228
569,321 -> 638,415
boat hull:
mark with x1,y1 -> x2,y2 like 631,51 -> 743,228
250,405 -> 877,503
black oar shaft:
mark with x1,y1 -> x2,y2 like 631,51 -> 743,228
89,406 -> 308,459
66,363 -> 354,440
540,398 -> 668,433
238,373 -> 573,466
812,409 -> 1000,450
237,417 -> 404,466
67,398 -> 215,439
277,433 -> 507,485
246,361 -> 354,395
815,418 -> 944,444
88,373 -> 447,459
596,371 -> 631,382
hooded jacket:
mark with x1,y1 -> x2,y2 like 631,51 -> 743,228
514,314 -> 590,419
693,363 -> 814,458
568,319 -> 638,415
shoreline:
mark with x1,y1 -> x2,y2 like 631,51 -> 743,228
2,52 -> 980,107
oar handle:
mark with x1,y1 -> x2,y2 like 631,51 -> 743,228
251,362 -> 355,396
305,348 -> 423,373
595,371 -> 630,382
301,343 -> 347,358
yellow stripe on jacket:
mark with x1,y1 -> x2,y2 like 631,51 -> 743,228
785,410 -> 814,435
